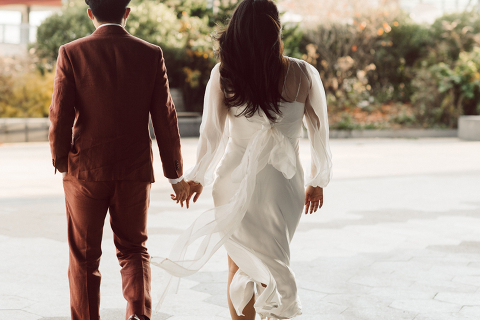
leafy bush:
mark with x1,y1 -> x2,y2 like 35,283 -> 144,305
33,0 -> 213,111
374,15 -> 431,102
412,47 -> 480,127
0,58 -> 14,116
19,1 -> 480,127
407,11 -> 480,128
304,8 -> 480,128
0,56 -> 54,117
33,2 -> 95,69
303,9 -> 397,110
32,0 -> 304,112
303,9 -> 434,108
428,11 -> 480,63
453,48 -> 480,115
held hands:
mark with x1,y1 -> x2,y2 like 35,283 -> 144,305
173,180 -> 321,213
304,185 -> 324,214
170,180 -> 203,209
170,179 -> 190,208
186,181 -> 203,207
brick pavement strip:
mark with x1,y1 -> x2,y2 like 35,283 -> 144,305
0,138 -> 479,320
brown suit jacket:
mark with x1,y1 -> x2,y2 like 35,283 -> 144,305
49,25 -> 183,182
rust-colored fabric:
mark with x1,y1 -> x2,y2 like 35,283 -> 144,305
50,25 -> 181,320
63,173 -> 152,320
49,25 -> 183,182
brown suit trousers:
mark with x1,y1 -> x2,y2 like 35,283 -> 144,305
63,174 -> 152,320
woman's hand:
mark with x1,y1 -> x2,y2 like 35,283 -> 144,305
304,186 -> 324,214
186,181 -> 203,208
170,179 -> 190,208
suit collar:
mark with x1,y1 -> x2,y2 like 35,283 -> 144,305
92,25 -> 129,36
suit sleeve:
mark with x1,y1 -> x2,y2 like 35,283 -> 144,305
150,47 -> 183,180
49,45 -> 76,174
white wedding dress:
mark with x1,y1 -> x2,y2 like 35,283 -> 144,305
152,57 -> 332,319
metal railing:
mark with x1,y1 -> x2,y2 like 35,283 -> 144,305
0,23 -> 37,44
0,118 -> 50,143
0,115 -> 203,143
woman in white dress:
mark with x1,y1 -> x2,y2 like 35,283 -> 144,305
153,0 -> 332,319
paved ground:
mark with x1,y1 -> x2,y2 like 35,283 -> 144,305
1,138 -> 479,320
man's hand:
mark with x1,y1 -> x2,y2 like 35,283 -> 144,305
186,181 -> 203,208
304,186 -> 324,214
170,179 -> 190,208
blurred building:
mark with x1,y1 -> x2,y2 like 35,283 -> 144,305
410,2 -> 443,24
0,0 -> 62,56
279,0 -> 477,25
404,0 -> 475,23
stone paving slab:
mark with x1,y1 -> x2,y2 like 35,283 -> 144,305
0,138 -> 480,320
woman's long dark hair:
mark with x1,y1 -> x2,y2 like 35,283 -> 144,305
216,0 -> 286,122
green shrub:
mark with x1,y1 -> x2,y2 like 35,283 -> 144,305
303,9 -> 436,107
0,59 -> 14,116
303,10 -> 400,107
33,0 -> 213,111
26,0 -> 480,127
330,113 -> 359,130
0,57 -> 54,117
33,2 -> 95,69
411,47 -> 480,128
32,0 -> 304,113
374,15 -> 431,102
428,11 -> 480,63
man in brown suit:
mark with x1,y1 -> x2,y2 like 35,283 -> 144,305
48,1 -> 190,319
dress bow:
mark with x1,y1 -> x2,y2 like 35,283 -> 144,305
231,117 -> 296,182
268,127 -> 296,179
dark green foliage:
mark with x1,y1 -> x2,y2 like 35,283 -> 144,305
374,18 -> 431,102
408,11 -> 480,127
33,0 -> 303,112
33,3 -> 95,66
27,1 -> 480,127
412,48 -> 480,127
304,11 -> 433,105
302,9 -> 480,128
429,11 -> 480,63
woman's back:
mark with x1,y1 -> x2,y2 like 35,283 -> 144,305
227,57 -> 314,146
206,55 -> 331,319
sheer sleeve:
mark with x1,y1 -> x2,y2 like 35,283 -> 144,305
303,63 -> 333,187
185,63 -> 229,186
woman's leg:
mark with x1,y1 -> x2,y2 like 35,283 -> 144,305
227,255 -> 256,320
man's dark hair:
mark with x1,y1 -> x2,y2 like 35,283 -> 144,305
85,0 -> 131,23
